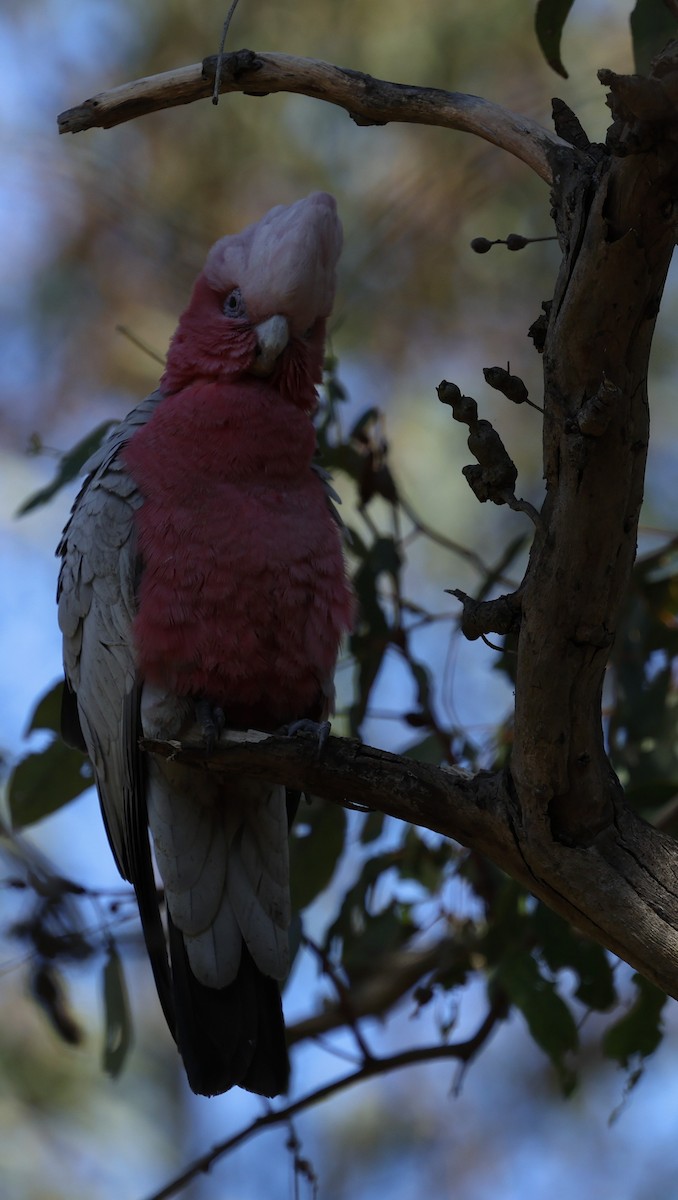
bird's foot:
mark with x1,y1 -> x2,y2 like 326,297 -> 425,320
195,699 -> 226,752
279,718 -> 331,758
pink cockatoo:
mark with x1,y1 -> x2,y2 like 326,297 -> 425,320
57,193 -> 354,1097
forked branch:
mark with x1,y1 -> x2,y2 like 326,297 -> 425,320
142,1000 -> 504,1200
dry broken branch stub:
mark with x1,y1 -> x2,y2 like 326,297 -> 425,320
551,98 -> 594,152
599,45 -> 678,154
528,301 -> 551,352
576,376 -> 620,437
448,589 -> 522,642
599,65 -> 678,124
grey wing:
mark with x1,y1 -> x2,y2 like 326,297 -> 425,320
57,389 -> 162,880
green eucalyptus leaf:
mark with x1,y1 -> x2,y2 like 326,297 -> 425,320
630,0 -> 678,75
102,944 -> 133,1079
403,733 -> 442,764
535,904 -> 616,1011
535,0 -> 576,78
339,902 -> 411,980
16,421 -> 117,516
603,973 -> 668,1066
495,950 -> 578,1093
360,809 -> 385,844
9,741 -> 92,828
25,680 -> 65,736
290,797 -> 347,912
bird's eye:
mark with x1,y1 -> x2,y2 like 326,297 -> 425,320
222,288 -> 245,318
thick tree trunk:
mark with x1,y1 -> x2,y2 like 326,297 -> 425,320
513,139 -> 677,847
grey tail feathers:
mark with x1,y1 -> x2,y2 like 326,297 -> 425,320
167,914 -> 289,1097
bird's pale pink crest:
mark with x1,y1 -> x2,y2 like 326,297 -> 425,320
204,192 -> 342,336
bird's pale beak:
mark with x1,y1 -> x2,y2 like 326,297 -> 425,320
251,315 -> 290,376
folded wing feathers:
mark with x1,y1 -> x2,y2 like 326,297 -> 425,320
227,784 -> 291,982
147,762 -> 232,932
58,423 -> 144,881
183,893 -> 242,989
148,769 -> 291,989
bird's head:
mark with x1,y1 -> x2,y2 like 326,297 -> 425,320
162,192 -> 342,407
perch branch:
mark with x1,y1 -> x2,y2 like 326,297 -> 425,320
142,728 -> 678,1002
57,49 -> 569,184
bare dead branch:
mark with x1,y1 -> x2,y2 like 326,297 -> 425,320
56,49 -> 568,184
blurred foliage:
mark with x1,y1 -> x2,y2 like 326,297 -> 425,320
2,1 -> 678,1196
608,540 -> 678,814
630,0 -> 678,74
535,0 -> 678,78
16,422 -> 117,517
8,681 -> 92,829
535,0 -> 577,77
2,0 -> 584,449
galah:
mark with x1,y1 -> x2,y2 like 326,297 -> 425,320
57,192 -> 354,1097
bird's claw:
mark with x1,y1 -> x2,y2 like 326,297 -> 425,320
279,718 -> 331,758
195,699 -> 226,752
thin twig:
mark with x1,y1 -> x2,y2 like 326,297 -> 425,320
212,0 -> 242,104
394,636 -> 456,764
141,1007 -> 502,1200
302,934 -> 374,1062
504,494 -> 543,530
398,491 -> 491,575
116,325 -> 165,367
479,633 -> 506,653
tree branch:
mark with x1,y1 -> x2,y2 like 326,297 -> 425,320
142,1003 -> 503,1200
56,49 -> 568,184
511,50 -> 678,846
143,727 -> 678,1001
286,937 -> 464,1046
